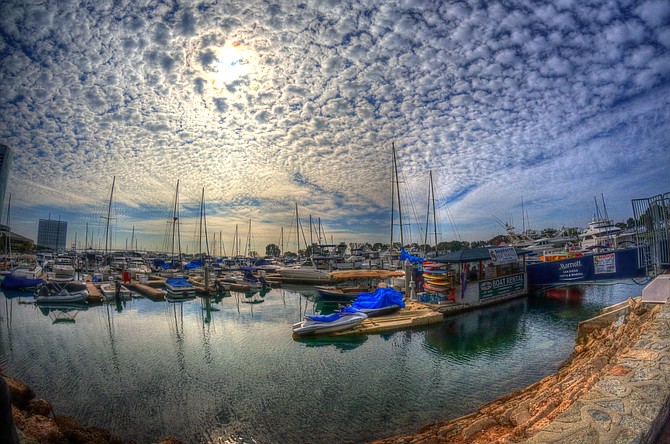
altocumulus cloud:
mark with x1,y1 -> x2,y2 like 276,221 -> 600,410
0,0 -> 668,249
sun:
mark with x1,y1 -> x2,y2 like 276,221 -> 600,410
212,41 -> 254,84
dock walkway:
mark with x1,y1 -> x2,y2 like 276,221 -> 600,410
330,300 -> 443,336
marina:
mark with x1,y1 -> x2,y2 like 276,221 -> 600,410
0,279 -> 653,443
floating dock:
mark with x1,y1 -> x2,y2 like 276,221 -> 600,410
329,300 -> 443,336
125,281 -> 165,300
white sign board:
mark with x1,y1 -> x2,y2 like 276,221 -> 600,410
489,247 -> 519,265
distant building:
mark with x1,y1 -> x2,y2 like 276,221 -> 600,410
0,144 -> 13,226
37,219 -> 67,251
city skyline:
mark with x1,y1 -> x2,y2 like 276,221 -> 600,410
1,1 -> 669,251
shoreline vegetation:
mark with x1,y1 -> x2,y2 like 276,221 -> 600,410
2,298 -> 660,444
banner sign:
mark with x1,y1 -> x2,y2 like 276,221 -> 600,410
479,273 -> 525,300
594,253 -> 616,274
489,247 -> 519,265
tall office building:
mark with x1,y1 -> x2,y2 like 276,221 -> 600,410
37,219 -> 67,251
0,144 -> 13,227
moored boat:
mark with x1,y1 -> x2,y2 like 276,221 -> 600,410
292,307 -> 368,336
164,276 -> 196,299
1,274 -> 45,290
527,246 -> 645,286
34,281 -> 89,304
100,281 -> 133,300
349,287 -> 405,317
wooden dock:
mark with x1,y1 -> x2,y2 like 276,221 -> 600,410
85,282 -> 105,303
125,281 -> 165,300
330,300 -> 443,336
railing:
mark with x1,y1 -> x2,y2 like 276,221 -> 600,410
631,192 -> 670,276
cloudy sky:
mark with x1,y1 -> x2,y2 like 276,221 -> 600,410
1,0 -> 669,254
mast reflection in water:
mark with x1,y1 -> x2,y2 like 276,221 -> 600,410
0,280 -> 643,443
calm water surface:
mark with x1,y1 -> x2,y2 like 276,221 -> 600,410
0,280 -> 645,443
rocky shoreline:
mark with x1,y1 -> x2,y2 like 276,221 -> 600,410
3,298 -> 662,444
370,298 -> 663,444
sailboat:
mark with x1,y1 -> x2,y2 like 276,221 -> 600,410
164,180 -> 195,301
276,204 -> 332,283
1,195 -> 46,290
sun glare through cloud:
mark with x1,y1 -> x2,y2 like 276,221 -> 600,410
213,42 -> 254,84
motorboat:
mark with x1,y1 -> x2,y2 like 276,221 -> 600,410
578,218 -> 623,250
292,307 -> 368,336
164,276 -> 196,299
52,255 -> 76,279
1,264 -> 45,290
100,281 -> 133,300
34,281 -> 89,304
1,274 -> 44,290
314,284 -> 371,301
277,257 -> 332,284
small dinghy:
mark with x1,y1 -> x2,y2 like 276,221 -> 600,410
34,281 -> 89,304
292,307 -> 368,337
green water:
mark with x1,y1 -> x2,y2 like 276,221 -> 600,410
0,280 -> 644,443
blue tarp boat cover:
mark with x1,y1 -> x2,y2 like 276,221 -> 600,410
400,248 -> 424,264
165,277 -> 192,288
184,260 -> 202,270
351,287 -> 405,310
0,274 -> 45,290
306,306 -> 359,322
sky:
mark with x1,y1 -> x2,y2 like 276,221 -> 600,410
0,0 -> 669,254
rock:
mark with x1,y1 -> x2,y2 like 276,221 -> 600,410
20,414 -> 64,443
461,416 -> 498,440
157,438 -> 184,444
28,398 -> 53,417
4,375 -> 35,409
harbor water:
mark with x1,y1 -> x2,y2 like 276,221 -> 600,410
0,280 -> 646,443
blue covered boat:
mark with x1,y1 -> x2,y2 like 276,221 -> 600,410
527,246 -> 645,286
292,307 -> 368,336
350,287 -> 405,317
1,274 -> 45,290
164,277 -> 196,300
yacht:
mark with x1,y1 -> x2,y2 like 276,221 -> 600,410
578,218 -> 622,250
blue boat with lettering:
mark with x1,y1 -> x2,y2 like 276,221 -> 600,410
527,246 -> 645,286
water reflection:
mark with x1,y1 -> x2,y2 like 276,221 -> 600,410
424,297 -> 528,356
543,286 -> 585,304
0,280 -> 643,444
293,334 -> 368,352
38,302 -> 89,324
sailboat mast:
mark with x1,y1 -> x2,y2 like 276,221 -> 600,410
431,171 -> 438,249
390,144 -> 395,249
171,179 -> 179,264
5,194 -> 10,269
392,142 -> 404,246
199,187 -> 205,261
295,203 -> 300,256
104,176 -> 116,260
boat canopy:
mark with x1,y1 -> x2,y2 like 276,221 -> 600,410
328,270 -> 405,281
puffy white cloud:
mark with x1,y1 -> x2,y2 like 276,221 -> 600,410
0,0 -> 668,250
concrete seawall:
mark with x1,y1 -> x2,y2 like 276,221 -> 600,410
525,276 -> 670,444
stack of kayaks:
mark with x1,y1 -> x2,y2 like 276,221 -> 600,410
421,261 -> 454,299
